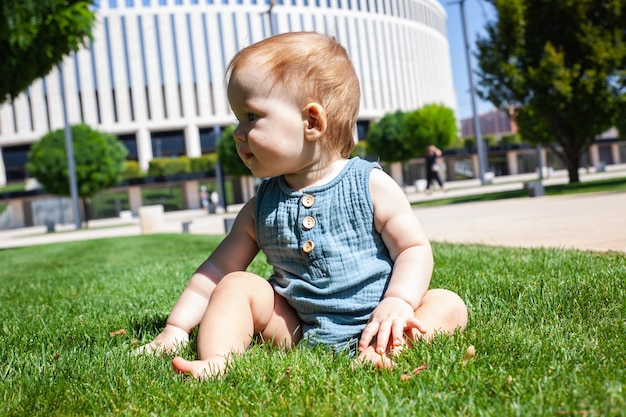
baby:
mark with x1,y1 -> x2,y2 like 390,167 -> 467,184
139,32 -> 468,379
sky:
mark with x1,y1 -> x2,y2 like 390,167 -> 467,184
440,0 -> 497,120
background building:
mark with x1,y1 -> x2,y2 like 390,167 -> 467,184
0,0 -> 456,186
460,109 -> 518,139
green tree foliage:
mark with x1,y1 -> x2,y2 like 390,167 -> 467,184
27,124 -> 127,199
216,125 -> 251,177
366,110 -> 411,163
402,103 -> 457,154
0,0 -> 96,103
350,140 -> 369,158
475,0 -> 626,183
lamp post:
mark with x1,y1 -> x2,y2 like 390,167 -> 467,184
213,126 -> 227,212
58,62 -> 82,229
458,0 -> 489,185
263,0 -> 277,36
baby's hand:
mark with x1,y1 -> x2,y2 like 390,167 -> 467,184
136,324 -> 190,355
358,297 -> 426,355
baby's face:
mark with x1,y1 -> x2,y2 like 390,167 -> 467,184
227,68 -> 311,179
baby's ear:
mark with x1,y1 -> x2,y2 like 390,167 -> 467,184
303,103 -> 327,141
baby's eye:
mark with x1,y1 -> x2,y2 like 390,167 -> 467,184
246,113 -> 258,122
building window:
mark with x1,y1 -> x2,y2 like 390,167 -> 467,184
154,14 -> 168,118
137,16 -> 152,119
103,17 -> 119,122
200,128 -> 220,153
118,134 -> 138,161
151,130 -> 186,158
121,16 -> 135,121
2,144 -> 31,182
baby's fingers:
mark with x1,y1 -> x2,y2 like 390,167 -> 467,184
405,317 -> 427,339
390,320 -> 408,347
358,321 -> 380,351
374,321 -> 393,354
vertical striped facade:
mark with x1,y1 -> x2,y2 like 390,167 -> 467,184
0,0 -> 455,185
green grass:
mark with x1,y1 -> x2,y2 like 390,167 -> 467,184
414,176 -> 626,207
1,235 -> 625,416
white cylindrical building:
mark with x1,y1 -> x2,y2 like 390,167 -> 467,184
0,0 -> 455,184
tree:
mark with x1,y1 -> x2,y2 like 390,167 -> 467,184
216,125 -> 251,177
615,95 -> 626,138
402,104 -> 457,153
366,110 -> 412,163
0,0 -> 96,103
475,0 -> 626,183
27,124 -> 128,222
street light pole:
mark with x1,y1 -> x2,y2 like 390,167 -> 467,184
213,125 -> 227,213
263,0 -> 277,36
58,62 -> 82,229
459,0 -> 489,185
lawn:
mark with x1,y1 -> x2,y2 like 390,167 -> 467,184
413,176 -> 626,207
1,235 -> 624,416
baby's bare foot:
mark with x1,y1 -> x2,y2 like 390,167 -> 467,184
172,356 -> 227,380
357,346 -> 396,369
136,325 -> 189,354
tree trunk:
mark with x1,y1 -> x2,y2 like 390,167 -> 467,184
82,198 -> 90,229
563,145 -> 582,184
566,162 -> 580,183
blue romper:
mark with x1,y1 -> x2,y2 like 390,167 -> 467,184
255,157 -> 393,352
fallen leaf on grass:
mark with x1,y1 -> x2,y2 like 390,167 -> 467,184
461,345 -> 476,365
109,328 -> 127,337
400,364 -> 428,381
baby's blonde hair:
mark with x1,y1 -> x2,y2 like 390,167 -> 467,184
226,32 -> 361,157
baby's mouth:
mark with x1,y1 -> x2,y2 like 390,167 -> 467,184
238,149 -> 254,161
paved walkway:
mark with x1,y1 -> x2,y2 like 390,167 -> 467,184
1,168 -> 625,252
416,191 -> 625,252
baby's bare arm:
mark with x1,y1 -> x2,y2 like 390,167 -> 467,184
137,199 -> 260,354
359,169 -> 433,353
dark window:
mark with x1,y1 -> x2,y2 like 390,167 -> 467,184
356,120 -> 369,141
151,130 -> 186,158
117,134 -> 138,161
200,127 -> 221,153
3,144 -> 30,182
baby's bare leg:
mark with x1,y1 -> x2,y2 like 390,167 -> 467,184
172,272 -> 300,379
410,288 -> 468,340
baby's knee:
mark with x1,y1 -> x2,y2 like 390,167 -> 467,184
438,289 -> 468,330
421,288 -> 468,332
214,271 -> 270,296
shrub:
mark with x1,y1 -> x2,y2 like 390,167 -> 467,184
122,161 -> 143,180
189,154 -> 218,173
148,158 -> 191,177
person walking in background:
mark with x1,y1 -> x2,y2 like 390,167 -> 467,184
425,145 -> 446,194
200,185 -> 209,209
207,188 -> 219,214
210,189 -> 220,212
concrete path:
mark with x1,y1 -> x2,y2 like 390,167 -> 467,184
1,169 -> 625,253
416,191 -> 626,252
